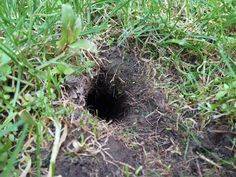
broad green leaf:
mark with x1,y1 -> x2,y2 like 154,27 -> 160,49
216,90 -> 227,99
19,110 -> 36,127
8,134 -> 15,142
0,65 -> 11,81
57,64 -> 75,75
0,151 -> 8,163
231,81 -> 236,88
0,52 -> 11,67
24,93 -> 35,102
69,39 -> 98,53
63,67 -> 75,75
58,4 -> 81,48
222,103 -> 228,110
224,84 -> 230,90
3,86 -> 14,93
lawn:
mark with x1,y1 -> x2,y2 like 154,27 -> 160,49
0,0 -> 235,176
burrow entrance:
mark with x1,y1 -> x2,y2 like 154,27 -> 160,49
86,69 -> 127,121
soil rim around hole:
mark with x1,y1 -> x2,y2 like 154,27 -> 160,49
57,47 -> 163,176
56,46 -> 236,177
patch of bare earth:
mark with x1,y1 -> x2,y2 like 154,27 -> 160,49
55,47 -> 236,177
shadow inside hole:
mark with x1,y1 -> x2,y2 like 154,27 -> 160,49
86,72 -> 127,122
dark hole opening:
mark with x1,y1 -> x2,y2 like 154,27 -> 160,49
86,71 -> 126,122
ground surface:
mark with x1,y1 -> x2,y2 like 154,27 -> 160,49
1,1 -> 236,177
55,47 -> 235,177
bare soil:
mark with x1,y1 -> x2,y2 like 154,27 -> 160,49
55,47 -> 236,177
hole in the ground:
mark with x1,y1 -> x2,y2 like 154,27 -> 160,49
86,71 -> 127,122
